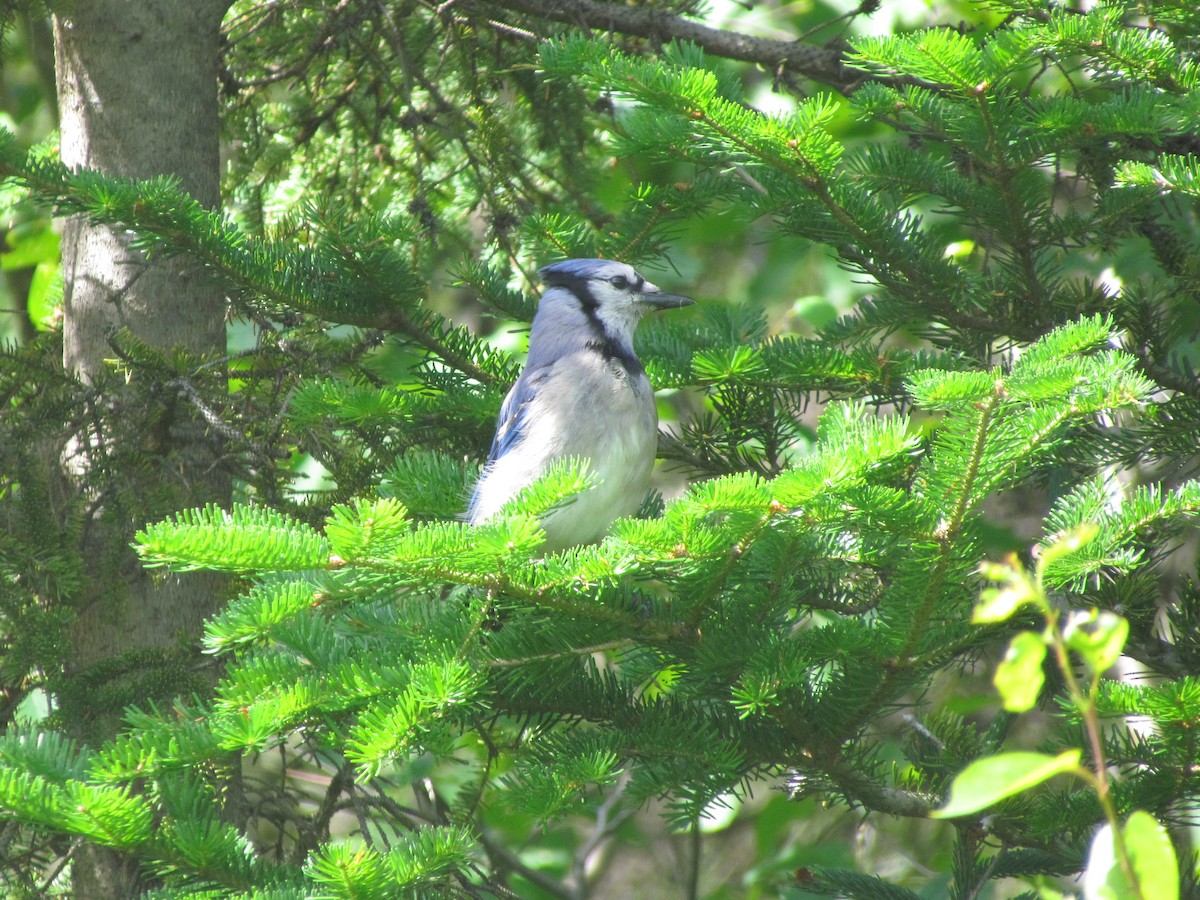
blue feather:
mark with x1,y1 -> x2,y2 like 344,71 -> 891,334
539,258 -> 626,285
486,368 -> 544,463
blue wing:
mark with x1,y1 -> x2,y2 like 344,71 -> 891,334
486,368 -> 546,465
467,368 -> 547,521
484,364 -> 554,465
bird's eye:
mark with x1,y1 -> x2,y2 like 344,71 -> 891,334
609,275 -> 630,290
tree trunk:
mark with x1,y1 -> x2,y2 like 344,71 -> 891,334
51,1 -> 233,895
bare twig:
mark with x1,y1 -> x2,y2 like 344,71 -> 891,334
479,824 -> 574,899
484,0 -> 855,90
40,837 -> 84,894
565,768 -> 636,897
292,763 -> 356,864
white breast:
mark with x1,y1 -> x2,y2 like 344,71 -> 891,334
474,352 -> 659,550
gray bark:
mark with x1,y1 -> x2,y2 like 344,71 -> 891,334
51,0 -> 233,895
56,0 -> 229,383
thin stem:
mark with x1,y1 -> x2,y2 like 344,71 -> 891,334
1038,591 -> 1146,900
684,822 -> 701,900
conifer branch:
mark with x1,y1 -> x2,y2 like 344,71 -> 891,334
485,0 -> 854,89
487,639 -> 636,668
1129,342 -> 1200,400
794,756 -> 937,818
922,402 -> 990,622
0,152 -> 504,386
841,390 -> 999,737
973,91 -> 1050,333
809,181 -> 1008,339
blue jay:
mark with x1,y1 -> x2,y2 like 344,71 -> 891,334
468,259 -> 693,549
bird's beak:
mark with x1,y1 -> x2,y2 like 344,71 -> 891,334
637,288 -> 694,310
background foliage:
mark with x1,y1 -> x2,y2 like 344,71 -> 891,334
1,0 -> 1199,897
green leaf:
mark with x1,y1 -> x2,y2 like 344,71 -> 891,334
380,449 -> 476,518
974,558 -> 1040,622
1123,811 -> 1179,900
1084,812 -> 1179,900
994,631 -> 1046,713
974,582 -> 1037,623
1064,609 -> 1129,675
932,750 -> 1082,818
1,221 -> 59,269
26,260 -> 62,330
1038,523 -> 1100,573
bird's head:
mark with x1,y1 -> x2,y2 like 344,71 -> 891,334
535,259 -> 693,346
